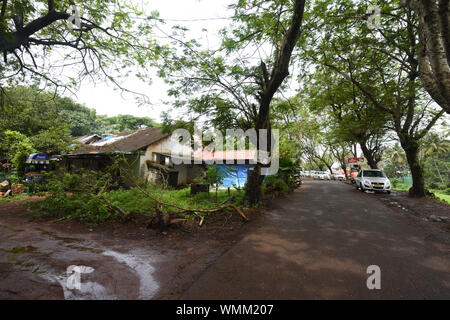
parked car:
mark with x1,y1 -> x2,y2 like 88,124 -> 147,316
355,169 -> 391,194
317,171 -> 330,180
332,172 -> 345,180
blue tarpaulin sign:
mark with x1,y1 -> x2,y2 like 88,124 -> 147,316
25,153 -> 50,164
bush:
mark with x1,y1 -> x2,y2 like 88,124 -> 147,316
30,169 -> 121,223
31,171 -> 246,224
263,176 -> 290,196
427,181 -> 446,190
33,193 -> 116,224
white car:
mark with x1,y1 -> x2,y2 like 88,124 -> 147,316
332,172 -> 345,180
317,171 -> 331,180
355,169 -> 391,194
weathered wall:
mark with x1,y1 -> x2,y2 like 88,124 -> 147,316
140,135 -> 203,186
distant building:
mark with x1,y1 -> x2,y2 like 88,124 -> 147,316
60,128 -> 267,188
60,127 -> 203,187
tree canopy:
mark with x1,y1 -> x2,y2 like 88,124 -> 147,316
0,0 -> 166,98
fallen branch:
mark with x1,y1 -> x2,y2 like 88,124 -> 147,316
126,176 -> 249,222
102,195 -> 128,216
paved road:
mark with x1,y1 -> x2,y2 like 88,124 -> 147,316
1,180 -> 449,299
182,180 -> 450,299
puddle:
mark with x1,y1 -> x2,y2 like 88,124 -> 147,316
65,244 -> 103,254
103,250 -> 159,299
0,224 -> 24,233
41,267 -> 115,300
0,245 -> 37,262
37,228 -> 81,243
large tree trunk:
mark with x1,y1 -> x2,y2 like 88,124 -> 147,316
245,164 -> 266,204
244,0 -> 305,205
359,142 -> 379,169
405,0 -> 450,114
401,139 -> 426,197
341,163 -> 348,179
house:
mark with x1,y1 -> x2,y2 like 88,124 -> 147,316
60,127 -> 204,187
61,127 -> 269,189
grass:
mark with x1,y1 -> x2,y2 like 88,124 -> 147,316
431,191 -> 450,205
31,185 -> 246,224
392,184 -> 410,191
392,184 -> 450,205
105,186 -> 245,214
0,194 -> 30,203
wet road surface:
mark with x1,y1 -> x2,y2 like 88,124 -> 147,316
1,180 -> 449,299
182,180 -> 450,299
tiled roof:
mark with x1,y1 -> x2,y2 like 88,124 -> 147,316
71,127 -> 169,154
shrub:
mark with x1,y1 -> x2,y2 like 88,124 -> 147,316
427,181 -> 446,190
33,193 -> 115,224
264,176 -> 290,196
31,172 -> 246,224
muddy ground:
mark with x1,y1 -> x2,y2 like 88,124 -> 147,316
0,198 -> 260,299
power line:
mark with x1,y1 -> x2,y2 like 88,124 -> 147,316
146,16 -> 235,22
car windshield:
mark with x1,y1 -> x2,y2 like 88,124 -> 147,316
363,170 -> 386,177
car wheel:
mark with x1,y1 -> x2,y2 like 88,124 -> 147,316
386,190 -> 391,194
360,183 -> 365,192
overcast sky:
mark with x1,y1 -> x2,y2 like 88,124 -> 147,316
75,0 -> 232,122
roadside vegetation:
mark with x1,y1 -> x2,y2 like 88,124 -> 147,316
25,155 -> 298,224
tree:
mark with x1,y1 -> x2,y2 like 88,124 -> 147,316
383,143 -> 408,177
104,114 -> 158,132
30,124 -> 72,155
1,130 -> 36,174
0,85 -> 159,140
306,0 -> 446,197
0,0 -> 165,98
306,66 -> 389,169
419,132 -> 450,185
158,0 -> 306,204
205,164 -> 226,203
403,0 -> 450,114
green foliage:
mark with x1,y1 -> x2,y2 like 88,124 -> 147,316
32,178 -> 245,224
1,1 -> 167,95
390,178 -> 410,191
31,169 -> 118,223
34,193 -> 113,224
205,165 -> 226,188
262,176 -> 290,196
0,194 -> 29,203
0,85 -> 159,170
432,192 -> 450,205
104,115 -> 158,132
30,125 -> 73,155
1,130 -> 36,174
31,159 -> 244,223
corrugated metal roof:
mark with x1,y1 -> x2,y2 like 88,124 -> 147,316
73,134 -> 103,144
193,149 -> 257,161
